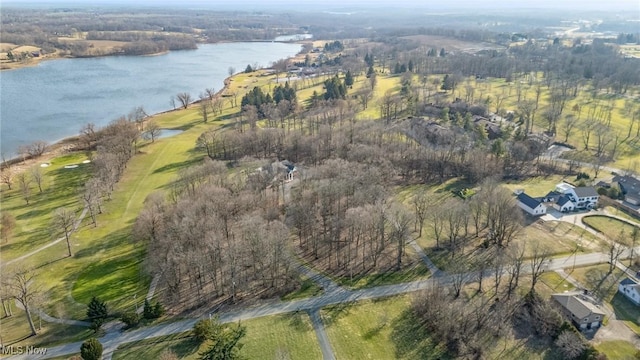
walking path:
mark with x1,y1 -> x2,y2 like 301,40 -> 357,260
409,239 -> 442,276
308,309 -> 335,360
4,206 -> 88,266
8,250 -> 634,360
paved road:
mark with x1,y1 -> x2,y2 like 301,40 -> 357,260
308,309 -> 335,360
9,249 -> 633,360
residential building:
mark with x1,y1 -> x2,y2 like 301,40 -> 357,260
619,278 -> 640,306
516,192 -> 546,216
552,292 -> 606,330
613,175 -> 640,205
555,183 -> 599,210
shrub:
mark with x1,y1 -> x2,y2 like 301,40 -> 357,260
143,299 -> 165,320
193,319 -> 214,343
120,312 -> 140,328
80,338 -> 102,360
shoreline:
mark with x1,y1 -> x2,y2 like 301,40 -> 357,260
0,39 -> 308,166
3,71 -> 237,168
0,39 -> 311,72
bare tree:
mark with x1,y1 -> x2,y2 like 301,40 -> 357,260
143,120 -> 162,143
170,96 -> 176,110
1,212 -> 16,243
449,259 -> 470,298
506,243 -> 525,298
17,172 -> 32,205
529,243 -> 551,291
272,58 -> 288,83
1,166 -> 13,190
30,166 -> 44,193
176,92 -> 192,109
555,330 -> 586,360
3,267 -> 42,336
27,141 -> 49,158
606,235 -> 625,274
228,66 -> 236,77
388,203 -> 413,270
52,207 -> 76,257
205,88 -> 216,100
199,96 -> 211,123
411,190 -> 430,237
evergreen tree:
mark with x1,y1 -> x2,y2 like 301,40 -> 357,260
244,64 -> 253,73
408,60 -> 414,72
197,317 -> 247,360
344,70 -> 354,87
86,296 -> 108,323
80,338 -> 103,360
366,66 -> 375,78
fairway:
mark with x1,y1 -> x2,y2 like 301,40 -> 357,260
111,313 -> 323,360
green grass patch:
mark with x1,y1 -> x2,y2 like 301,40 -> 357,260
0,308 -> 93,349
611,293 -> 640,334
280,279 -> 323,301
335,261 -> 430,289
322,295 -> 447,360
112,332 -> 201,360
537,271 -> 577,298
582,215 -> 639,246
112,313 -> 322,360
595,340 -> 639,360
240,312 -> 321,360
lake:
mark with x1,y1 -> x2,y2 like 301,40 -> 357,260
0,42 -> 301,156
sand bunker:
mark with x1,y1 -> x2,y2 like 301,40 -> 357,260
64,164 -> 79,169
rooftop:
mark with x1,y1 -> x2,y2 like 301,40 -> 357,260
517,192 -> 542,210
552,292 -> 606,319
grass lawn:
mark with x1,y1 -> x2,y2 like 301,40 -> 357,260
335,260 -> 430,289
112,313 -> 322,360
0,308 -> 93,348
501,175 -> 569,197
568,264 -> 625,300
582,215 -> 639,246
322,295 -> 448,360
536,271 -> 577,298
595,340 -> 639,360
112,332 -> 202,360
611,292 -> 640,334
280,279 -> 323,301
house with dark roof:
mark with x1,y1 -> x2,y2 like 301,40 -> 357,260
516,192 -> 546,216
613,175 -> 640,205
619,278 -> 640,306
565,186 -> 599,209
552,292 -> 606,330
554,195 -> 576,212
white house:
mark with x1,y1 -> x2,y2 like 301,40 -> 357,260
555,183 -> 599,210
619,278 -> 640,306
517,193 -> 546,216
553,196 -> 576,212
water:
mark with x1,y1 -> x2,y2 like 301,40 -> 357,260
0,42 -> 301,156
155,129 -> 184,139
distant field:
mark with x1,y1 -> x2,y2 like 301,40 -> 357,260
400,34 -> 504,53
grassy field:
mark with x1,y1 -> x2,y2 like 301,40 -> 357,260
536,271 -> 577,297
582,215 -> 639,246
335,259 -> 430,289
112,313 -> 322,360
595,340 -> 639,360
322,295 -> 448,360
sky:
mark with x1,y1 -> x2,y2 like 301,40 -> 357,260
2,0 -> 639,12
